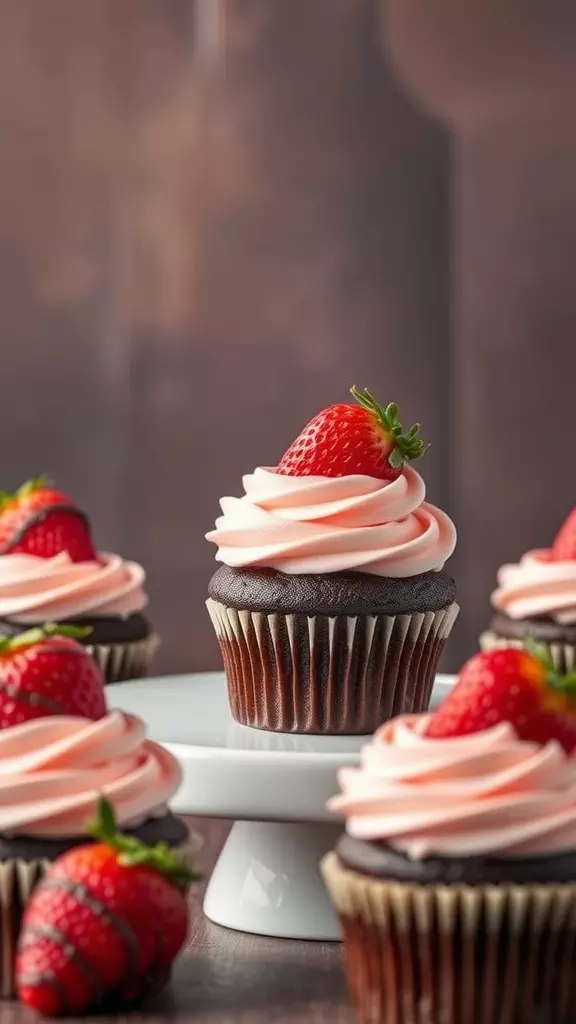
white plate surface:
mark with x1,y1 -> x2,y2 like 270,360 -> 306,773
108,671 -> 455,822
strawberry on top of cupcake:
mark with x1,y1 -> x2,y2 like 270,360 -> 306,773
206,386 -> 458,734
276,386 -> 427,481
0,622 -> 106,725
483,507 -> 576,673
0,477 -> 155,683
208,386 -> 456,577
0,476 -> 96,562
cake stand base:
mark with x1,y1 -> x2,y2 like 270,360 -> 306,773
203,821 -> 342,941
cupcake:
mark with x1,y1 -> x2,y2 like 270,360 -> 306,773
206,387 -> 458,734
481,506 -> 576,672
0,476 -> 157,682
322,645 -> 576,1024
0,629 -> 194,997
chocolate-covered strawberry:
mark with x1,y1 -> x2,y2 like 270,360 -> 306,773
0,476 -> 96,562
16,798 -> 197,1016
277,386 -> 427,481
427,644 -> 576,753
0,623 -> 106,725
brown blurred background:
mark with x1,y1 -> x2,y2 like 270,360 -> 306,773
0,0 -> 574,674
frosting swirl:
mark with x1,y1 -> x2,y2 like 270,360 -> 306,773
206,466 -> 456,577
0,552 -> 147,622
492,549 -> 576,624
0,711 -> 181,837
329,714 -> 576,858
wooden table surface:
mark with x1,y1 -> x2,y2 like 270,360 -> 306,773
2,819 -> 353,1024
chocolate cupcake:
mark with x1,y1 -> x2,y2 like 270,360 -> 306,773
206,388 -> 458,734
0,711 -> 196,998
0,477 -> 158,682
481,508 -> 576,673
322,713 -> 576,1024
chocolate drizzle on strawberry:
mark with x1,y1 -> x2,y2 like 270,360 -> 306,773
0,681 -> 66,715
39,876 -> 140,986
0,504 -> 92,554
19,922 -> 104,1004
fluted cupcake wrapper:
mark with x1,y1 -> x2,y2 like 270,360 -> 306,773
206,600 -> 459,734
87,633 -> 160,685
480,630 -> 576,673
0,859 -> 49,998
321,853 -> 576,1024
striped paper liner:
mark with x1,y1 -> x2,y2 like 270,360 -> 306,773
321,852 -> 576,1024
207,600 -> 459,734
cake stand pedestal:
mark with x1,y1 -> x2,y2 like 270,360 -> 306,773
109,671 -> 453,941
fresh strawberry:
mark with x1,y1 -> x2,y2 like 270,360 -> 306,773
0,476 -> 96,562
276,386 -> 427,481
426,645 -> 576,753
551,507 -> 576,561
17,797 -> 197,1016
0,623 -> 106,725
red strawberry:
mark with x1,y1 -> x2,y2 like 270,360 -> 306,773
0,623 -> 106,725
551,507 -> 576,561
276,386 -> 427,481
16,797 -> 197,1016
0,476 -> 96,562
426,645 -> 576,753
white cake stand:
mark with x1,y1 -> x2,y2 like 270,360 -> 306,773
108,671 -> 454,942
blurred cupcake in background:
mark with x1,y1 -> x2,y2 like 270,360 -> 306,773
0,623 -> 194,997
0,477 -> 157,682
481,506 -> 576,672
206,387 -> 458,735
322,643 -> 576,1023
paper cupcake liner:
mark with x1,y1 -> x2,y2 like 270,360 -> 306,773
175,830 -> 203,877
87,633 -> 160,685
206,600 -> 459,734
0,858 -> 49,998
321,853 -> 576,1024
480,630 -> 576,673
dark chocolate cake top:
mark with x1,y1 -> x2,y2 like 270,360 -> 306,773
0,812 -> 188,864
489,612 -> 576,645
0,613 -> 152,646
336,834 -> 576,886
208,565 -> 456,616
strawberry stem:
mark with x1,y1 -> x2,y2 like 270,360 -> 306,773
0,475 -> 52,513
350,386 -> 428,468
524,638 -> 576,704
0,622 -> 93,653
88,796 -> 199,890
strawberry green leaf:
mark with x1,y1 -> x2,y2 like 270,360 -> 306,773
0,623 -> 93,653
0,475 -> 53,512
350,386 -> 428,468
88,796 -> 200,890
17,475 -> 52,499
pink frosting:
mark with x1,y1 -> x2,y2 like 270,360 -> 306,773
0,711 -> 181,837
206,466 -> 456,577
0,552 -> 147,623
492,549 -> 576,624
329,714 -> 576,858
